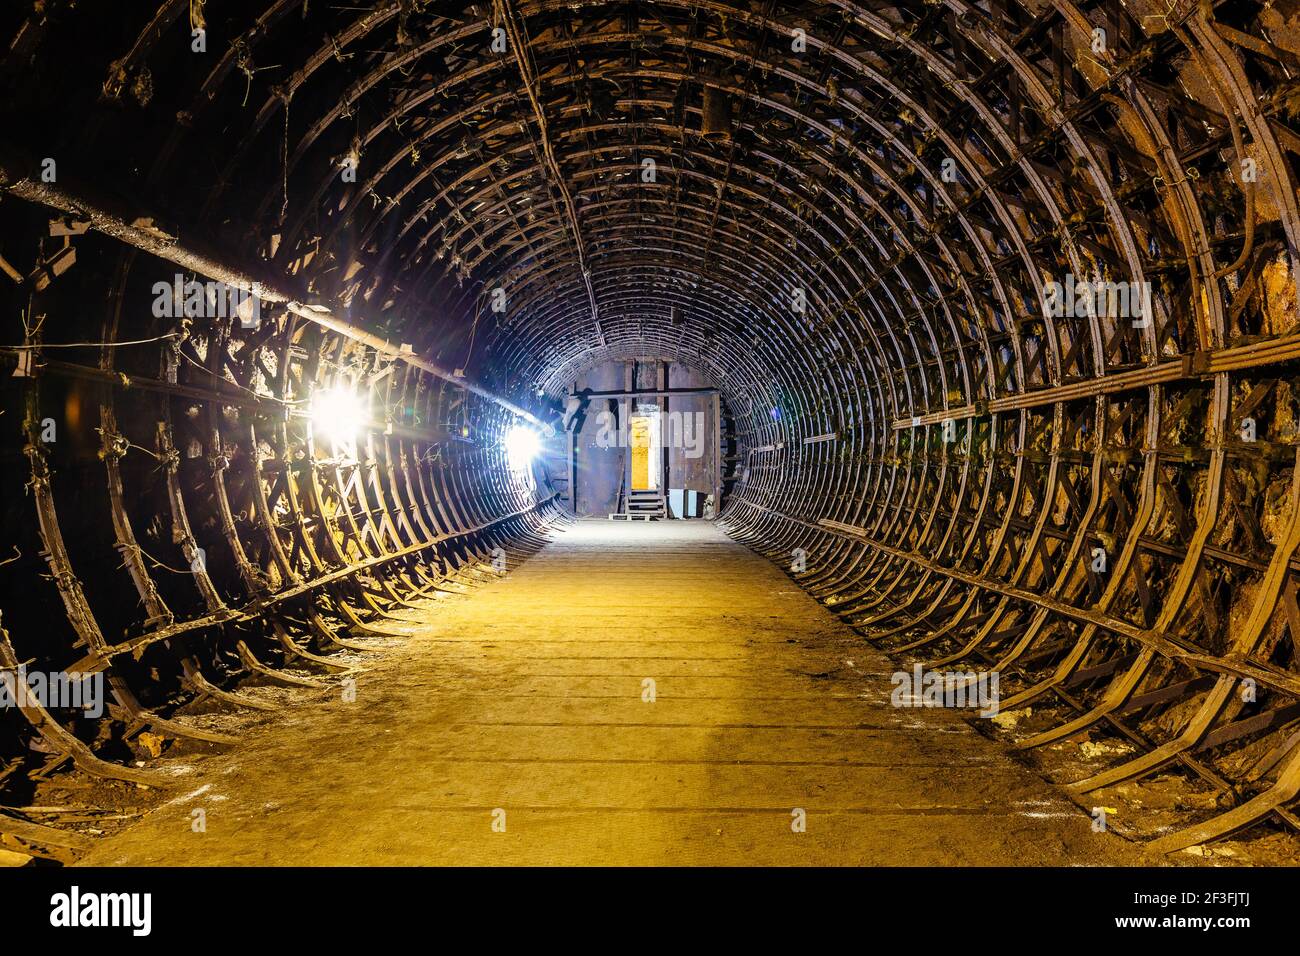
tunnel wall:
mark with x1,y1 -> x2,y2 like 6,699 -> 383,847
0,211 -> 563,794
569,360 -> 628,517
567,357 -> 723,516
0,0 -> 1299,853
700,3 -> 1300,852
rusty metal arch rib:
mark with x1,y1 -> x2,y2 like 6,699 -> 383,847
1,0 -> 1299,856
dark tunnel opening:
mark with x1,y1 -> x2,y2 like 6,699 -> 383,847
1,0 -> 1300,879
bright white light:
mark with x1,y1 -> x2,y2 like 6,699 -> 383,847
312,386 -> 368,446
504,425 -> 541,471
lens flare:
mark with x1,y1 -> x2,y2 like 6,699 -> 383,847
504,425 -> 541,471
311,386 -> 368,446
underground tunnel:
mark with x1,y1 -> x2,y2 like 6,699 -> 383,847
0,0 -> 1299,894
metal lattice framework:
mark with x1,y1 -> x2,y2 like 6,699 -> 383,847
1,0 -> 1300,854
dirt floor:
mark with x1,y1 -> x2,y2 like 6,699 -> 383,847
74,520 -> 1157,866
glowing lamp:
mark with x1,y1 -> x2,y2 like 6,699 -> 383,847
312,386 -> 368,445
504,425 -> 541,470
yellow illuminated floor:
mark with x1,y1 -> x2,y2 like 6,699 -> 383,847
80,521 -> 1143,865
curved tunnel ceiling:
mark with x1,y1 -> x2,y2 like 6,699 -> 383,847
2,0 -> 1300,855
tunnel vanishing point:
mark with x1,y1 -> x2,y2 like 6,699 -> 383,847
2,0 -> 1300,869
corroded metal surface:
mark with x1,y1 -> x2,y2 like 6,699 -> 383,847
0,0 -> 1298,855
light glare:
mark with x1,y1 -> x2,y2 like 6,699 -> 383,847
504,425 -> 541,470
312,386 -> 368,446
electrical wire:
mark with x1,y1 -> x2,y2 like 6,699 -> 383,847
178,349 -> 310,404
12,332 -> 180,349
